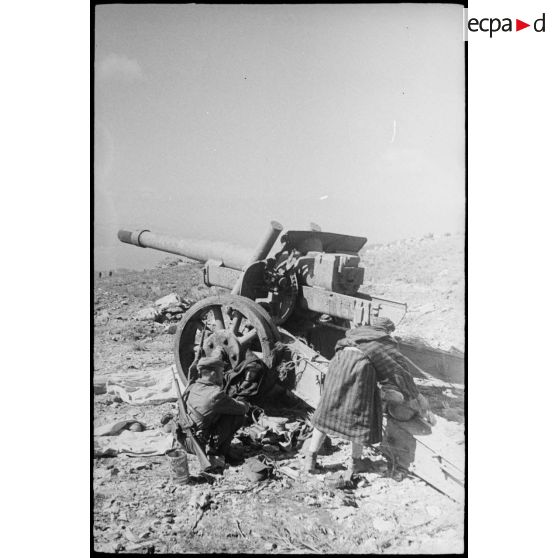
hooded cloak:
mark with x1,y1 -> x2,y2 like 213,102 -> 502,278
311,322 -> 418,445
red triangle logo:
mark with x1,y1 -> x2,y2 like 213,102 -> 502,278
516,19 -> 530,31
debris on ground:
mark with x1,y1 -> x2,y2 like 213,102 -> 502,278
103,367 -> 182,406
134,292 -> 194,325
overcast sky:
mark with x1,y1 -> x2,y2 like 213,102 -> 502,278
95,4 -> 465,270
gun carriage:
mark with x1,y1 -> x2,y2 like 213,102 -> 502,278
118,221 -> 407,398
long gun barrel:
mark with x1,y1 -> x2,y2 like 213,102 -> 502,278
118,229 -> 252,271
117,221 -> 283,271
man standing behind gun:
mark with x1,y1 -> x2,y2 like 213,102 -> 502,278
183,355 -> 249,464
305,317 -> 430,475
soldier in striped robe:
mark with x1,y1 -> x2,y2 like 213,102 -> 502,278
304,317 -> 429,474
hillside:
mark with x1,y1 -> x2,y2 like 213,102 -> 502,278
361,233 -> 464,352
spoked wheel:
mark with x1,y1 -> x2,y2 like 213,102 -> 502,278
174,294 -> 280,386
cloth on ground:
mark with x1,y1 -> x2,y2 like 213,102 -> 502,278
94,427 -> 174,457
98,366 -> 186,405
94,419 -> 146,436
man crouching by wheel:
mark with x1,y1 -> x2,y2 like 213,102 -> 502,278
182,355 -> 249,464
304,317 -> 430,475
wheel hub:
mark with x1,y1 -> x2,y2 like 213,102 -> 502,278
204,330 -> 242,367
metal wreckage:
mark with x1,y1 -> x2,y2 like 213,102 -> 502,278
118,221 -> 464,501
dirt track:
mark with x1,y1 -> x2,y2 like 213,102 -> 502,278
93,233 -> 465,554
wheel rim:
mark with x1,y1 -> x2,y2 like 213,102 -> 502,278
174,294 -> 279,386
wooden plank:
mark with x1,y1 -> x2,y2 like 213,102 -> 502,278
278,328 -> 329,409
398,341 -> 464,384
382,415 -> 465,503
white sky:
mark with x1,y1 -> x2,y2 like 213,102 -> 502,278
95,4 -> 465,270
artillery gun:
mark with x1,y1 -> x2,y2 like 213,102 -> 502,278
118,222 -> 408,397
118,221 -> 465,502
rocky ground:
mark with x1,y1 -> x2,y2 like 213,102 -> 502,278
93,233 -> 465,554
362,232 -> 465,352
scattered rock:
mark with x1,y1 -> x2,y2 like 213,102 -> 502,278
127,542 -> 155,553
95,310 -> 110,325
358,486 -> 378,499
136,307 -> 160,321
97,468 -> 113,481
154,293 -> 181,311
124,528 -> 140,543
130,461 -> 151,471
190,490 -> 212,510
93,377 -> 108,395
373,517 -> 395,533
332,507 -> 356,521
165,305 -> 184,315
360,536 -> 379,553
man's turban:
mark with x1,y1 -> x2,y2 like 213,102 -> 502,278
371,316 -> 396,333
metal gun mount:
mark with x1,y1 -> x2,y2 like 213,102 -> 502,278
118,221 -> 407,387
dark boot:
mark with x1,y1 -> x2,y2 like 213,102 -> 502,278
223,444 -> 244,465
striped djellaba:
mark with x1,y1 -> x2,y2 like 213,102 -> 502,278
312,326 -> 419,445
